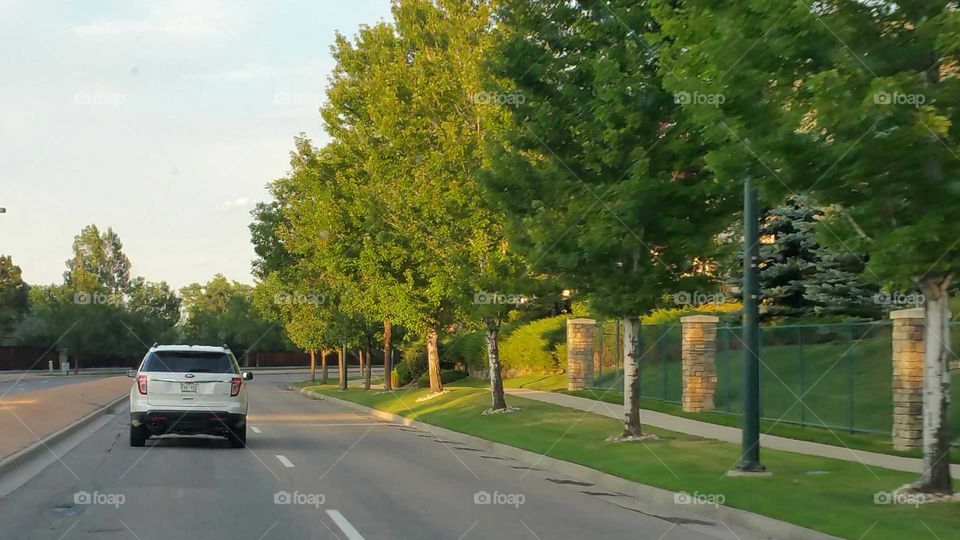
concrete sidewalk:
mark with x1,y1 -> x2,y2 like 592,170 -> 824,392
0,376 -> 129,460
506,388 -> 960,479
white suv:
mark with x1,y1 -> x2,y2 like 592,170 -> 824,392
128,345 -> 253,448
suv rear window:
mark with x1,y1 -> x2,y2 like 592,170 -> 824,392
141,351 -> 238,374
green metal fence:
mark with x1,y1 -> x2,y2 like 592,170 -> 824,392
588,320 -> 960,435
592,321 -> 683,403
715,321 -> 893,434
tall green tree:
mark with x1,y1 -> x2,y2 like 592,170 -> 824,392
489,0 -> 737,436
315,0 -> 528,397
654,1 -> 960,492
0,255 -> 29,343
64,224 -> 132,294
181,275 -> 289,356
125,277 -> 181,344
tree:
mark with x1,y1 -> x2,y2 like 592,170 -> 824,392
126,277 -> 181,344
653,1 -> 960,493
0,255 -> 29,344
318,1 -> 520,396
64,224 -> 131,294
489,0 -> 736,436
181,275 -> 290,357
757,196 -> 822,320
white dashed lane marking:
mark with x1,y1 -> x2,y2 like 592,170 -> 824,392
275,455 -> 294,468
250,426 -> 262,434
327,510 -> 364,540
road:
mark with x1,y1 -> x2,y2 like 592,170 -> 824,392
0,375 -> 111,398
0,372 -> 752,540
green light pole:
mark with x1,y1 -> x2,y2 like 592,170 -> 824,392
734,176 -> 765,473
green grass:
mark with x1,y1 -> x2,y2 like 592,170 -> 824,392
303,380 -> 960,540
497,373 -> 950,461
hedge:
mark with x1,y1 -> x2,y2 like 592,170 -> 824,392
499,314 -> 567,373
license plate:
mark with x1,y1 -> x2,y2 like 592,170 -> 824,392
180,382 -> 198,393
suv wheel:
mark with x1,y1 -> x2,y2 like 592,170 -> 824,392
228,425 -> 246,448
130,424 -> 147,447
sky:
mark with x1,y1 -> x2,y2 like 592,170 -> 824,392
0,0 -> 394,289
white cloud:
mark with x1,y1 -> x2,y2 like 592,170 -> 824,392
73,0 -> 252,40
221,197 -> 251,210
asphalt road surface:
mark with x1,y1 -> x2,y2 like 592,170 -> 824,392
0,373 -> 756,540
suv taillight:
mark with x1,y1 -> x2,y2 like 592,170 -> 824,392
230,376 -> 242,397
136,374 -> 148,395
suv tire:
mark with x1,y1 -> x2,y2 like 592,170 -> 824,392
228,425 -> 246,448
130,424 -> 147,447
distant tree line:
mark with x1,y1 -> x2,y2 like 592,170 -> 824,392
0,225 -> 292,367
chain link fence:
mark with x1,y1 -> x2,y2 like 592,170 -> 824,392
589,320 -> 960,436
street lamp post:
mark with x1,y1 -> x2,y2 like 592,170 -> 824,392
734,176 -> 766,473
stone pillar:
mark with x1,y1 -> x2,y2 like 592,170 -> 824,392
891,308 -> 925,451
681,315 -> 719,413
566,318 -> 596,390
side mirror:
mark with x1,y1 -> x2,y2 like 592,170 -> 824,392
242,371 -> 253,381
127,369 -> 136,378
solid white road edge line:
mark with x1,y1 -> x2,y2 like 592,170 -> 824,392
275,454 -> 294,468
326,510 -> 364,540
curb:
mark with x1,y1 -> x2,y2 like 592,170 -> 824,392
0,394 -> 127,479
293,386 -> 839,540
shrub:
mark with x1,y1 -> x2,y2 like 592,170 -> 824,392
641,302 -> 742,326
393,363 -> 414,387
442,331 -> 487,371
499,314 -> 568,373
417,369 -> 468,387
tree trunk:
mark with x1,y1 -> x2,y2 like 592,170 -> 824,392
915,273 -> 953,494
383,319 -> 393,391
485,318 -> 507,411
621,317 -> 643,437
321,349 -> 329,385
338,345 -> 347,391
358,347 -> 365,380
363,340 -> 372,391
426,328 -> 443,393
309,350 -> 316,383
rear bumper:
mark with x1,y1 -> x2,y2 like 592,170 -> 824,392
131,411 -> 246,436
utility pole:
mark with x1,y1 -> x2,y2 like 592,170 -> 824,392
733,176 -> 766,474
